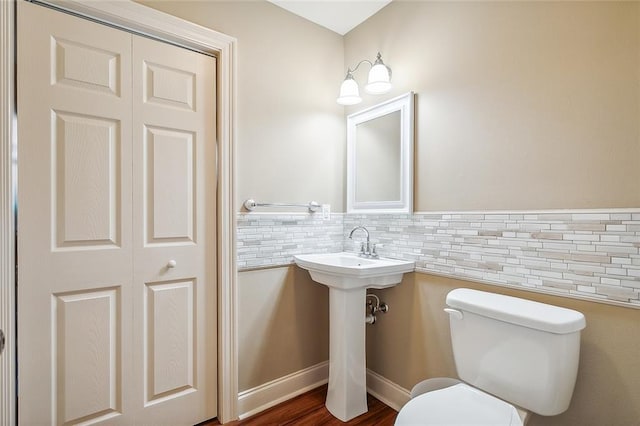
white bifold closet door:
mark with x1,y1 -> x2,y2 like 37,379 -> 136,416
17,2 -> 217,425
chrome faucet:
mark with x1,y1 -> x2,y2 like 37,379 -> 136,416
348,226 -> 378,258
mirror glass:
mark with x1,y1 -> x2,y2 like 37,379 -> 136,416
347,92 -> 414,213
355,110 -> 401,202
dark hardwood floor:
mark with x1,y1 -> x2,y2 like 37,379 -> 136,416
202,385 -> 397,425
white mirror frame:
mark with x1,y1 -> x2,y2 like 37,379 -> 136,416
347,92 -> 414,214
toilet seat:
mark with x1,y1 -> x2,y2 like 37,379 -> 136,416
395,383 -> 524,425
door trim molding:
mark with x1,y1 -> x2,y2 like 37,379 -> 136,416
0,1 -> 16,424
3,0 -> 239,422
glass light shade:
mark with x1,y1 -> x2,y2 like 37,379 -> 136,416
337,77 -> 362,105
365,63 -> 391,94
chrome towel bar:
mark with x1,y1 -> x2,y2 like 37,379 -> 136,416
243,199 -> 321,213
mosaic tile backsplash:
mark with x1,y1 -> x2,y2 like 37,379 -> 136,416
237,213 -> 343,269
237,210 -> 640,307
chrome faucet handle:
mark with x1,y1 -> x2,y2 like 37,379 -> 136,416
370,243 -> 379,258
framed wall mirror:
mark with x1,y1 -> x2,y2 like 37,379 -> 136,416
347,92 -> 414,213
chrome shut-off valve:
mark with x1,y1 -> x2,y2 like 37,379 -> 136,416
365,293 -> 388,325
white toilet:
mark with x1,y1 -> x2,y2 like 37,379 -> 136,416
395,288 -> 586,425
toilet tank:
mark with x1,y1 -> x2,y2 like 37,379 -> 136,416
446,288 -> 586,416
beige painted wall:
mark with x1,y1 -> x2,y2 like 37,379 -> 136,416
345,1 -> 640,211
238,266 -> 328,391
367,273 -> 640,425
138,0 -> 347,211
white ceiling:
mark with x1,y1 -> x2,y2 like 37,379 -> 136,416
267,0 -> 392,35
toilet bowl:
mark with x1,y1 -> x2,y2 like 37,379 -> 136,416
395,288 -> 585,425
395,382 -> 528,425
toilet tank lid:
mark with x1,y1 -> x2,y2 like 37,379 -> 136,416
446,289 -> 586,334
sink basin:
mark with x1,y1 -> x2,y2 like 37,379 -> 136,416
293,251 -> 414,421
294,252 -> 415,290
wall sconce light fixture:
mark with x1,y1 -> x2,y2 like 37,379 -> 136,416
337,52 -> 392,105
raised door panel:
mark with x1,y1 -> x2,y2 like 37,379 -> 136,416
53,288 -> 121,425
145,280 -> 196,404
144,126 -> 195,244
54,112 -> 121,249
53,37 -> 121,95
144,62 -> 195,110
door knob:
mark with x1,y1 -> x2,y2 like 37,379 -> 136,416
167,260 -> 177,268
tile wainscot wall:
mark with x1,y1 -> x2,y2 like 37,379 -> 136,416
237,210 -> 640,307
237,213 -> 344,269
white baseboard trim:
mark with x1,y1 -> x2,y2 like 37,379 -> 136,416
237,361 -> 329,420
237,363 -> 411,419
366,369 -> 411,412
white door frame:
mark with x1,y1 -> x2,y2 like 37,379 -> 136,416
0,1 -> 16,424
0,0 -> 238,423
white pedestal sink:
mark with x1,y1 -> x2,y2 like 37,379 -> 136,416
293,252 -> 415,422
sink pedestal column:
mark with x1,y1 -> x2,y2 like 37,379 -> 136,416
325,287 -> 368,422
293,252 -> 414,422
